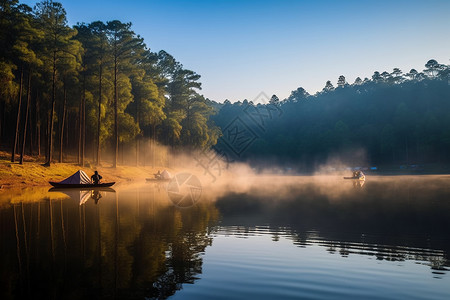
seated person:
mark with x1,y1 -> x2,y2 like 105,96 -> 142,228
91,171 -> 102,185
154,170 -> 161,179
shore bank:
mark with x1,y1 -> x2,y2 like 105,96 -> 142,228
0,151 -> 172,190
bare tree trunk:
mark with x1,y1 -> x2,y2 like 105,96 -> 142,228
78,95 -> 82,165
152,124 -> 156,168
19,71 -> 32,164
11,67 -> 23,162
135,99 -> 139,166
0,97 -> 5,146
44,52 -> 57,167
0,99 -> 3,146
65,110 -> 69,159
28,90 -> 34,156
121,141 -> 124,165
143,138 -> 146,167
97,63 -> 102,166
113,49 -> 118,168
136,137 -> 139,166
59,78 -> 67,163
36,93 -> 40,157
45,110 -> 49,162
82,75 -> 86,167
78,74 -> 86,167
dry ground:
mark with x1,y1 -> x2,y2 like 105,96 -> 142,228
0,151 -> 173,190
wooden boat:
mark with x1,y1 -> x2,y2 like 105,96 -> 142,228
49,182 -> 115,188
49,187 -> 116,193
49,170 -> 114,188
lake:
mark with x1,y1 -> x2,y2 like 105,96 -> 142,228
0,175 -> 449,299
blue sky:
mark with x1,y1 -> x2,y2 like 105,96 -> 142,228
21,0 -> 450,102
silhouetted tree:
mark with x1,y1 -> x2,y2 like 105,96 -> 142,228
337,75 -> 347,88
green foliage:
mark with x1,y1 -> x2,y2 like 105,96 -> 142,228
0,0 -> 220,166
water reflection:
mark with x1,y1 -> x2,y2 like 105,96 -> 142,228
0,185 -> 219,299
48,187 -> 116,205
0,176 -> 449,299
214,176 -> 450,278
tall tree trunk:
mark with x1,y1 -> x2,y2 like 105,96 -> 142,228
0,97 -> 4,146
97,63 -> 102,166
59,78 -> 67,163
113,48 -> 118,168
136,137 -> 139,166
36,93 -> 40,157
78,95 -> 82,165
135,99 -> 139,166
0,99 -> 3,145
143,138 -> 146,167
28,90 -> 34,156
20,71 -> 32,165
65,110 -> 69,159
11,67 -> 24,162
152,124 -> 156,168
121,141 -> 124,165
44,52 -> 57,167
45,110 -> 49,162
0,99 -> 2,146
82,74 -> 86,167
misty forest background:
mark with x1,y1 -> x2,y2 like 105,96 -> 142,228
1,0 -> 450,171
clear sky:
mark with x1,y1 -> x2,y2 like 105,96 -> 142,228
21,0 -> 450,102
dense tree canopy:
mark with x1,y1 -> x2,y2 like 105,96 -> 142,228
0,0 -> 219,167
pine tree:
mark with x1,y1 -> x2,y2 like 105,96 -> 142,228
106,20 -> 144,167
35,0 -> 81,167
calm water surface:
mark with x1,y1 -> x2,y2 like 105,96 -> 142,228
0,175 -> 449,299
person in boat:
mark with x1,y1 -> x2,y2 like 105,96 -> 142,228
91,171 -> 102,185
154,170 -> 161,179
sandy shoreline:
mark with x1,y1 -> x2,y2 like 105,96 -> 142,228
0,153 -> 173,190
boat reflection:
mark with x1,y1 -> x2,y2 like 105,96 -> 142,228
48,187 -> 116,205
352,178 -> 365,188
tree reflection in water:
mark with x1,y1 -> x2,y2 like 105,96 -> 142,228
0,185 -> 219,299
214,176 -> 450,277
1,176 -> 450,299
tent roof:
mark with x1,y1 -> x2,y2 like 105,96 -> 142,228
161,170 -> 171,179
59,170 -> 91,185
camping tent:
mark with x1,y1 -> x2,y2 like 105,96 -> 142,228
59,170 -> 91,184
161,170 -> 171,180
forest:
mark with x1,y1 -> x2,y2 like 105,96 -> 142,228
212,60 -> 450,172
0,0 -> 220,167
2,1 -> 450,171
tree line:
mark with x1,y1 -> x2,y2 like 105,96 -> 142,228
0,0 -> 220,167
212,59 -> 450,171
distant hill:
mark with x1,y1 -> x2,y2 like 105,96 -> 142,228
211,60 -> 450,171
